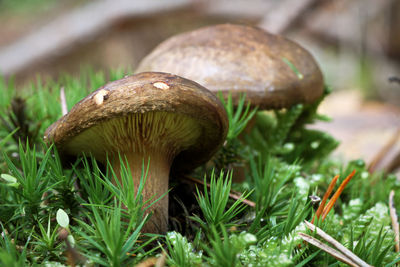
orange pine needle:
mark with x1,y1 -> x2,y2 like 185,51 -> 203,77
321,170 -> 356,220
311,175 -> 339,224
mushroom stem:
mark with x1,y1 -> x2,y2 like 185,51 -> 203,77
112,151 -> 170,234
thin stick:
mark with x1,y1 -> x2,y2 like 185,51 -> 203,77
304,220 -> 372,267
368,128 -> 400,173
155,252 -> 167,267
135,252 -> 166,267
321,170 -> 356,220
389,190 -> 400,252
258,0 -> 318,33
311,175 -> 338,224
299,233 -> 358,267
0,0 -> 192,77
135,257 -> 157,267
385,150 -> 400,173
58,228 -> 86,266
182,175 -> 256,208
60,86 -> 68,116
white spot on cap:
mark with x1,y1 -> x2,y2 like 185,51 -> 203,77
94,89 -> 109,105
153,82 -> 170,90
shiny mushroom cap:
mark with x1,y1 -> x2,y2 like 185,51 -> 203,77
136,24 -> 324,109
44,72 -> 228,173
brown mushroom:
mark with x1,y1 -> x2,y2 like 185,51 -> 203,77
135,23 -> 324,109
44,72 -> 228,233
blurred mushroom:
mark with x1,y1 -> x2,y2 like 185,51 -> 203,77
136,24 -> 324,182
135,24 -> 324,110
44,72 -> 228,233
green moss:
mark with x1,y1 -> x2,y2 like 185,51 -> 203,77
0,72 -> 398,266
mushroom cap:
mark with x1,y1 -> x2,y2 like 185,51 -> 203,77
44,72 -> 228,172
135,24 -> 324,109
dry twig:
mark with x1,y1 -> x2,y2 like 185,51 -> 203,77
58,228 -> 86,267
258,0 -> 318,33
385,150 -> 400,173
303,220 -> 373,267
60,86 -> 68,116
368,128 -> 400,173
389,190 -> 400,252
0,0 -> 192,77
135,252 -> 166,267
299,233 -> 358,267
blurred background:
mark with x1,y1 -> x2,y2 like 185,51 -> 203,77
0,0 -> 399,172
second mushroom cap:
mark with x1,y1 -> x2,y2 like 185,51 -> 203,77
136,24 -> 324,109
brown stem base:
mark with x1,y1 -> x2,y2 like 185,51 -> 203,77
112,152 -> 170,234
